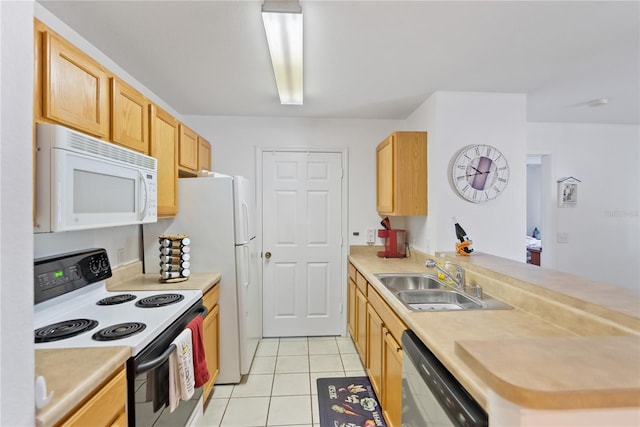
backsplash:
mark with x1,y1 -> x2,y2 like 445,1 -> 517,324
34,224 -> 141,268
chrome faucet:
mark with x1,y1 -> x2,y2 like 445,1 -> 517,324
425,259 -> 466,289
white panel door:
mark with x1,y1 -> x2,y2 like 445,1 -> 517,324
262,151 -> 343,337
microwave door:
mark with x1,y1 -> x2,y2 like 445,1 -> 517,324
53,149 -> 141,231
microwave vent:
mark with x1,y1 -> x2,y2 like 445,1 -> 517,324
67,132 -> 157,171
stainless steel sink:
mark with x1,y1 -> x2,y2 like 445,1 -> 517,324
395,288 -> 513,312
373,273 -> 513,312
395,289 -> 482,311
374,273 -> 448,292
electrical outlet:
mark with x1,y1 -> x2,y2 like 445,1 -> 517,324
557,232 -> 569,244
366,229 -> 376,244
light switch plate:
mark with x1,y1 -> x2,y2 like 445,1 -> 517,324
557,232 -> 569,243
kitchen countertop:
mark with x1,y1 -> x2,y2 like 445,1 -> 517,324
105,261 -> 221,293
35,347 -> 130,427
34,261 -> 221,426
348,246 -> 640,411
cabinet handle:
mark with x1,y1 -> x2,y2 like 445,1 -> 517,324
396,347 -> 402,352
385,331 -> 390,336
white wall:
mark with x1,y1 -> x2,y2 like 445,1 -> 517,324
182,115 -> 404,246
527,122 -> 640,290
0,1 -> 35,424
404,92 -> 528,261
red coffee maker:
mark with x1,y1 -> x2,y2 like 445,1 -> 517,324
377,229 -> 407,258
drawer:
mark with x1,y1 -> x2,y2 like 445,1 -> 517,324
355,270 -> 368,294
367,285 -> 407,344
203,284 -> 220,312
348,262 -> 357,281
60,368 -> 126,427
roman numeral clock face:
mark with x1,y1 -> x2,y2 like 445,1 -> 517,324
452,144 -> 510,203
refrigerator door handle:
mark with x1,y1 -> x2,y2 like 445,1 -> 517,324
241,201 -> 249,244
241,245 -> 251,287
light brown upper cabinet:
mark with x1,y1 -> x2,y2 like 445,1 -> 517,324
41,30 -> 109,138
111,77 -> 149,154
150,104 -> 179,218
178,124 -> 199,175
198,136 -> 212,172
376,131 -> 427,216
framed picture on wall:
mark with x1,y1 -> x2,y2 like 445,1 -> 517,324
558,176 -> 581,207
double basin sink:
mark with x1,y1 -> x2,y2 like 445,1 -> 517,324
374,273 -> 513,312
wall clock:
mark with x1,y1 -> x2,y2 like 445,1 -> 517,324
452,144 -> 509,203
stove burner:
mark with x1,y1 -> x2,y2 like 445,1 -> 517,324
35,319 -> 99,343
92,322 -> 147,341
96,294 -> 137,306
135,293 -> 184,308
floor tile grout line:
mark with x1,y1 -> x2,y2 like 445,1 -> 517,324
213,336 -> 365,426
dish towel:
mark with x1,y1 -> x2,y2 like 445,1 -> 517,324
147,359 -> 169,412
168,328 -> 195,412
187,315 -> 210,388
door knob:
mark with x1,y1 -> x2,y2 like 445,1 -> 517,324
265,252 -> 272,259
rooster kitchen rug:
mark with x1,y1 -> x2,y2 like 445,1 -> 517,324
316,376 -> 387,427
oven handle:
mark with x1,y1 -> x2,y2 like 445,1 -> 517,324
135,304 -> 208,376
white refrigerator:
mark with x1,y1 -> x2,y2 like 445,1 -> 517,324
143,173 -> 261,384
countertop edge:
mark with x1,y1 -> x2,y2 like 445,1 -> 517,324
35,347 -> 130,427
454,337 -> 640,410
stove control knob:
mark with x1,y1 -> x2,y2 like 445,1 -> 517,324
89,259 -> 100,274
100,257 -> 109,270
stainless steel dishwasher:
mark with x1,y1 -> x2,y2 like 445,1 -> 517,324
402,330 -> 488,427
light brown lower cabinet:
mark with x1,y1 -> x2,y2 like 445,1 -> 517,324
58,367 -> 126,427
382,329 -> 403,427
355,286 -> 368,365
366,303 -> 384,396
347,276 -> 357,338
347,262 -> 407,427
202,284 -> 220,404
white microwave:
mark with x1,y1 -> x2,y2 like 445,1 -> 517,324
35,124 -> 157,233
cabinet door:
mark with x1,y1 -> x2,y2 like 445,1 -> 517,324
150,104 -> 179,217
376,135 -> 395,214
202,304 -> 220,403
382,330 -> 403,427
347,277 -> 357,339
355,287 -> 368,364
42,31 -> 109,138
111,77 -> 149,154
198,137 -> 212,172
366,304 -> 384,397
109,411 -> 127,427
394,132 -> 427,215
376,131 -> 427,216
178,124 -> 199,173
61,368 -> 126,427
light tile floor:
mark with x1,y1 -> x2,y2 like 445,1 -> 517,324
200,336 -> 365,427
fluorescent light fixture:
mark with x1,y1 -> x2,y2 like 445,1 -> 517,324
262,0 -> 303,105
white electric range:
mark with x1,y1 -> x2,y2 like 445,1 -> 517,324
34,248 -> 205,426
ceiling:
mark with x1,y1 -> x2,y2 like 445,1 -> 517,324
37,0 -> 639,124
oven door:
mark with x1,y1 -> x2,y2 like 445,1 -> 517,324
127,301 -> 207,427
401,330 -> 488,427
